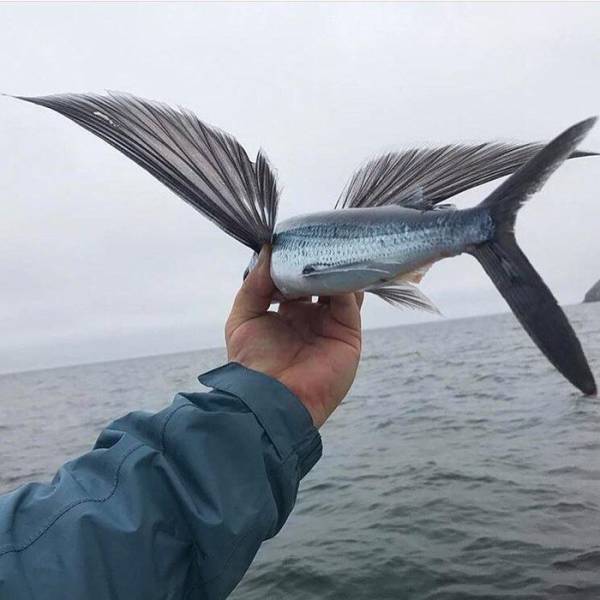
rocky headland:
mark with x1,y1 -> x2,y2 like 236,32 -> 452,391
584,280 -> 600,303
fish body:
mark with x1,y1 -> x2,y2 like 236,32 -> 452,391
8,92 -> 597,395
271,206 -> 492,297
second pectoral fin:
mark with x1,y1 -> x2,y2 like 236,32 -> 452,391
367,282 -> 441,313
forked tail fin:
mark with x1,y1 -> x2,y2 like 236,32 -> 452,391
471,118 -> 597,395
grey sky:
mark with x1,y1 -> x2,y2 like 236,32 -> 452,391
1,2 -> 599,374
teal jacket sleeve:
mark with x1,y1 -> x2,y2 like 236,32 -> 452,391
0,363 -> 322,600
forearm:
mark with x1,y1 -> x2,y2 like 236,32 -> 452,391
0,363 -> 321,600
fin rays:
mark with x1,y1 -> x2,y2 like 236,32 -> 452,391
337,143 -> 594,211
367,283 -> 440,314
15,92 -> 279,252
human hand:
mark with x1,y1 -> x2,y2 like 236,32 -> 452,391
225,246 -> 363,428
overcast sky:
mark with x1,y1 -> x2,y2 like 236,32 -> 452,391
1,2 -> 599,374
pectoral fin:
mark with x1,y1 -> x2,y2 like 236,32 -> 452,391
302,261 -> 397,279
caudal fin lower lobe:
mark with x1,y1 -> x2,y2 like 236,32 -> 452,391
473,235 -> 596,395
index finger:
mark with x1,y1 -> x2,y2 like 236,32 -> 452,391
226,246 -> 274,333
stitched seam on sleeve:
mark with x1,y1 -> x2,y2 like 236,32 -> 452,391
181,410 -> 320,595
160,402 -> 228,568
159,396 -> 316,596
0,442 -> 145,559
197,450 -> 298,586
160,401 -> 197,453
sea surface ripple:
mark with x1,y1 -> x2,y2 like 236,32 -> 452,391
1,304 -> 599,599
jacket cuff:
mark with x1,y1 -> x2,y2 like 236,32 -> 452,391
198,363 -> 322,478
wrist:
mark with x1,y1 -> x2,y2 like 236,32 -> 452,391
228,357 -> 326,428
277,374 -> 329,428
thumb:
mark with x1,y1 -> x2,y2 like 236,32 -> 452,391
226,246 -> 274,333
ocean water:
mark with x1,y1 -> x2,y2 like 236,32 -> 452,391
1,305 -> 600,599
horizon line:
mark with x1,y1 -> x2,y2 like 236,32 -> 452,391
1,301 -> 595,379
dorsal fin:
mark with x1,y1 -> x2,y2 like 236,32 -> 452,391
336,143 -> 595,211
